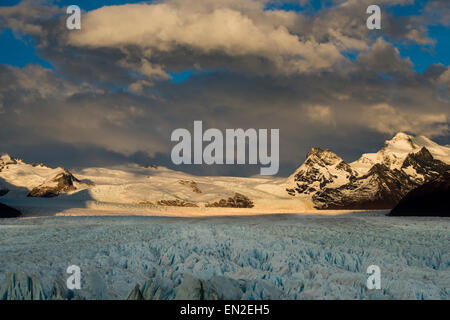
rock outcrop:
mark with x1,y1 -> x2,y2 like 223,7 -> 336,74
27,170 -> 80,198
313,164 -> 416,210
179,180 -> 202,193
157,199 -> 198,207
206,193 -> 254,208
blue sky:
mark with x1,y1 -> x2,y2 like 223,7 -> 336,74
395,25 -> 450,72
386,1 -> 450,72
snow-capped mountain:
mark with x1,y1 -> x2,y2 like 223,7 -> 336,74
0,153 -> 310,214
286,132 -> 450,209
1,132 -> 449,215
0,154 -> 83,198
27,170 -> 82,198
285,148 -> 358,196
351,132 -> 450,173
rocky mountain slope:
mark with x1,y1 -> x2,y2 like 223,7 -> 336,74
27,171 -> 81,198
286,133 -> 450,209
285,148 -> 357,196
0,154 -> 84,198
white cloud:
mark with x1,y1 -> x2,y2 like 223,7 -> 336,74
68,1 -> 344,75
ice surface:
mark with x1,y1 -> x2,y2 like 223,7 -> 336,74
0,212 -> 448,300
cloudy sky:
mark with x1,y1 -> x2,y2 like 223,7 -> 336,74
0,0 -> 449,176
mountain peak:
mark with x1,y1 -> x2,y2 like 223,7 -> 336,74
351,132 -> 450,174
286,147 -> 356,196
305,148 -> 343,165
392,132 -> 412,140
383,132 -> 416,151
306,147 -> 325,157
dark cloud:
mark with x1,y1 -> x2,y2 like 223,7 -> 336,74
0,0 -> 448,176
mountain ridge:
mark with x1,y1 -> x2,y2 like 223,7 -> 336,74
286,133 -> 450,209
1,132 -> 449,212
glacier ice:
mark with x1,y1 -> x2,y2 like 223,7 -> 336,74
0,212 -> 448,300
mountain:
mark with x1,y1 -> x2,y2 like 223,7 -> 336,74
286,133 -> 450,210
0,153 -> 310,214
285,148 -> 358,196
390,172 -> 450,217
0,154 -> 83,198
313,164 -> 415,210
1,132 -> 449,214
401,147 -> 450,184
351,132 -> 450,173
27,170 -> 81,198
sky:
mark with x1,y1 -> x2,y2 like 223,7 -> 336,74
0,0 -> 449,176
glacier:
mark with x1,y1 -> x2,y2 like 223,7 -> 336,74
0,212 -> 448,300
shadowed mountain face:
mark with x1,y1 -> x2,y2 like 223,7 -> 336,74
0,203 -> 21,218
313,164 -> 415,210
390,172 -> 450,217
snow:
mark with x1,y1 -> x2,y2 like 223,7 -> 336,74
284,149 -> 356,195
0,155 -> 69,197
1,132 -> 448,210
0,212 -> 448,300
351,132 -> 450,174
0,159 -> 310,210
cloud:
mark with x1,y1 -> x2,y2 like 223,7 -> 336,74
437,68 -> 450,88
0,64 -> 169,157
357,38 -> 413,75
1,0 -> 442,82
0,0 -> 449,176
0,0 -> 60,42
424,0 -> 450,27
67,1 -> 346,75
364,103 -> 449,137
306,105 -> 335,125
